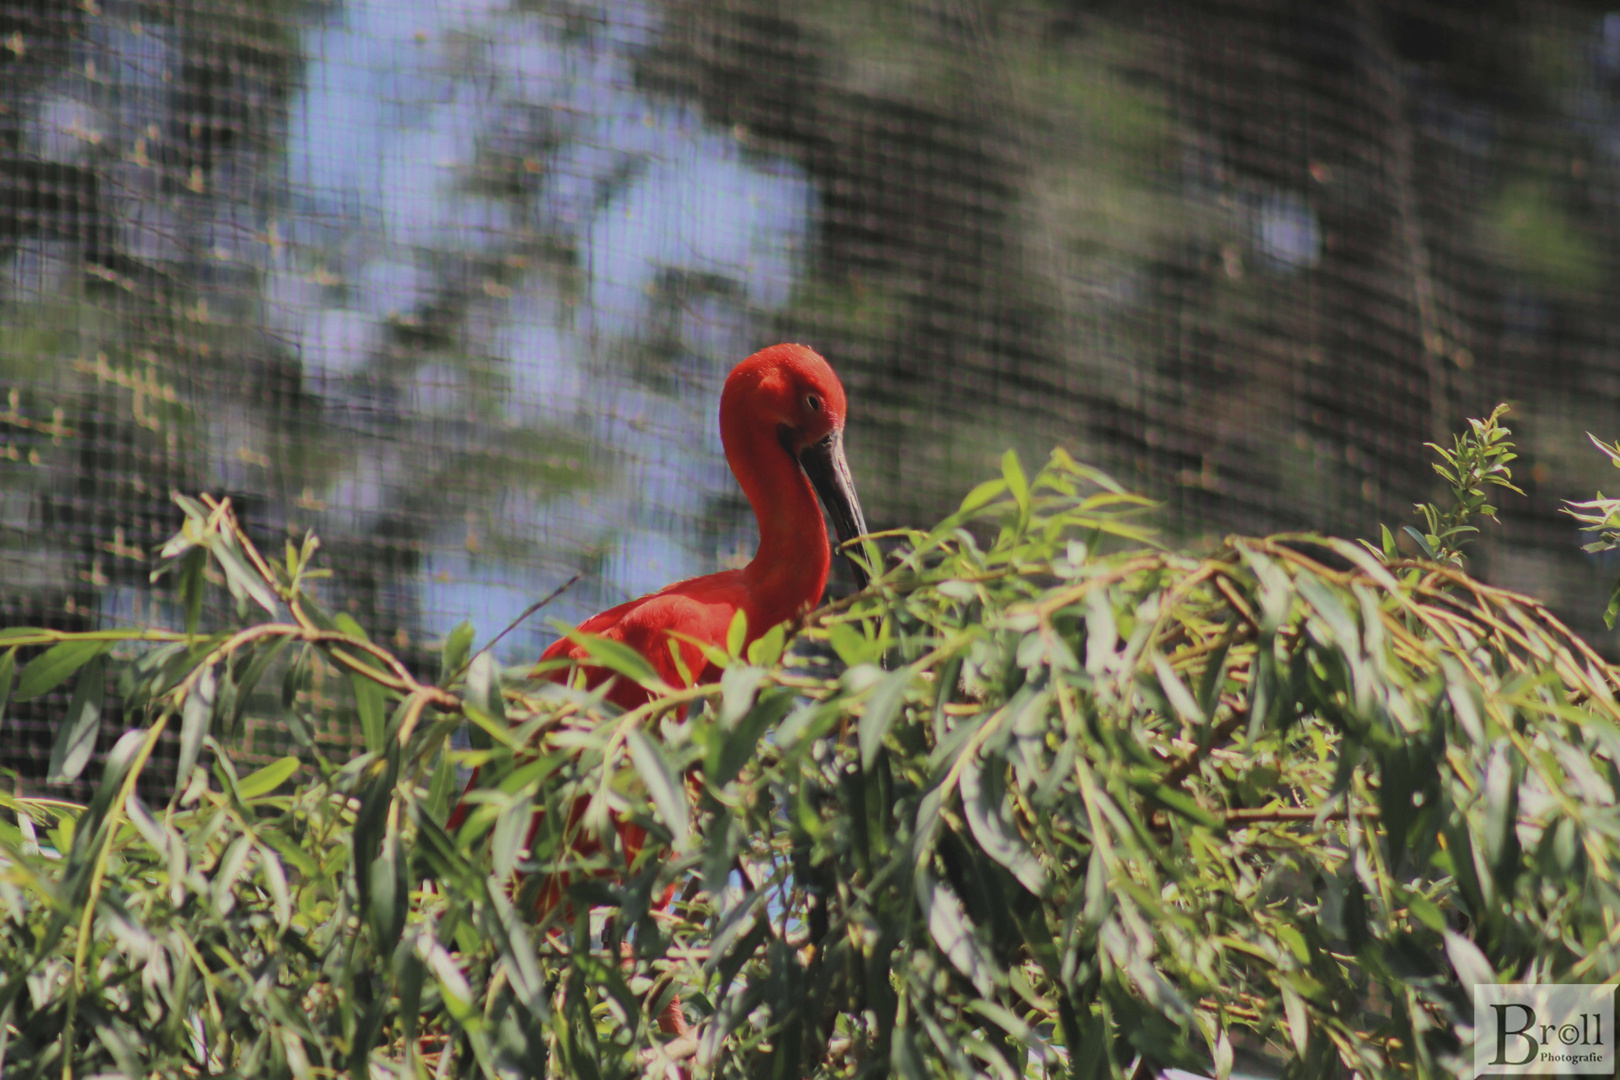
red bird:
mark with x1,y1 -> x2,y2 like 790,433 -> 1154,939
539,341 -> 869,702
449,342 -> 868,955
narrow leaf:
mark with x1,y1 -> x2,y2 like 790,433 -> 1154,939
859,666 -> 912,770
919,872 -> 999,996
570,633 -> 665,691
213,539 -> 279,615
1150,651 -> 1205,725
352,671 -> 386,753
956,478 -> 1008,518
1402,525 -> 1439,561
466,650 -> 506,742
47,654 -> 105,783
178,546 -> 206,636
960,754 -> 1047,894
1281,985 -> 1308,1056
16,638 -> 112,701
1138,781 -> 1221,830
176,667 -> 215,785
441,620 -> 475,684
1002,449 -> 1029,517
1444,930 -> 1494,989
237,756 -> 300,800
258,843 -> 292,930
627,729 -> 688,849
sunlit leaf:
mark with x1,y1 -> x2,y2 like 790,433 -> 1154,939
237,756 -> 300,800
960,753 -> 1047,895
725,609 -> 749,660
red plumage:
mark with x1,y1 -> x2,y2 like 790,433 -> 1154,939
449,343 -> 869,896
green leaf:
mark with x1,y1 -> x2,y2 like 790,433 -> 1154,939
211,834 -> 253,917
1294,573 -> 1357,651
960,754 -> 1047,895
1482,742 -> 1521,888
178,546 -> 207,636
569,632 -> 665,691
626,729 -> 688,849
1137,781 -> 1221,830
367,836 -> 408,950
441,620 -> 475,683
1001,449 -> 1029,518
466,650 -> 506,738
15,638 -> 112,701
491,796 -> 529,881
1441,658 -> 1485,744
83,728 -> 147,834
745,621 -> 786,667
956,478 -> 1007,518
237,756 -> 300,800
1402,526 -> 1439,561
258,843 -> 292,931
919,872 -> 999,997
712,688 -> 795,790
427,745 -> 456,823
1149,651 -> 1204,725
176,667 -> 214,785
47,654 -> 105,783
828,621 -> 875,667
725,609 -> 748,659
229,636 -> 289,728
333,611 -> 371,643
859,666 -> 912,771
213,538 -> 280,615
352,671 -> 387,753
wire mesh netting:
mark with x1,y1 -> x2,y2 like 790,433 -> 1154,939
2,0 -> 1618,796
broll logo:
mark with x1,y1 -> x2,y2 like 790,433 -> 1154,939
1490,1004 -> 1604,1067
1473,984 -> 1615,1076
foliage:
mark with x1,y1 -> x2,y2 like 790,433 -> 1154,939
1371,403 -> 1523,567
1,425 -> 1620,1079
1562,431 -> 1620,627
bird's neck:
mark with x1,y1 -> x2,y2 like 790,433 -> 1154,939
727,422 -> 830,632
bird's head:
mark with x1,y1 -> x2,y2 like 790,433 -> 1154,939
722,343 -> 871,589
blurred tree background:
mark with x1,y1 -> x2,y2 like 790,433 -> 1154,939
5,0 -> 1620,792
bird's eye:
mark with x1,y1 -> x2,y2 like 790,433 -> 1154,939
805,393 -> 822,413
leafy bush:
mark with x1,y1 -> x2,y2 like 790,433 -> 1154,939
1,421 -> 1618,1080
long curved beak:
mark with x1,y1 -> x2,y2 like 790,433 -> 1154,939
798,429 -> 871,590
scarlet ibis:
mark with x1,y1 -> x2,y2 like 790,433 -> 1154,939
537,341 -> 870,702
449,341 -> 869,924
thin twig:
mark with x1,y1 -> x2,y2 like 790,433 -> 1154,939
459,572 -> 582,680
